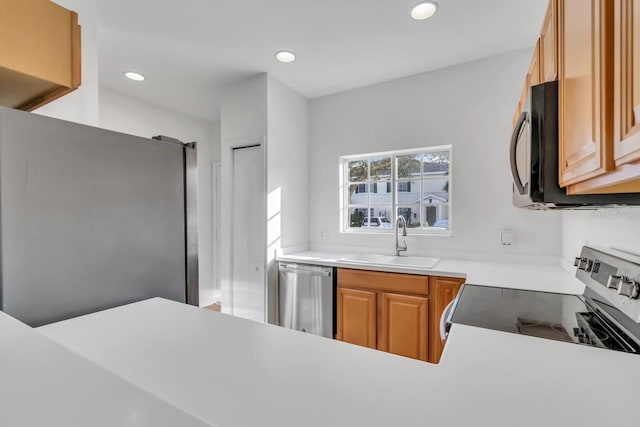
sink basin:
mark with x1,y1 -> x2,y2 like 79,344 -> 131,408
341,253 -> 440,269
386,256 -> 440,269
343,253 -> 395,264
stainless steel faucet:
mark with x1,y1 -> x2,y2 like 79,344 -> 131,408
395,216 -> 408,256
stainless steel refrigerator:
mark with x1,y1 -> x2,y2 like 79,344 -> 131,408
0,107 -> 198,327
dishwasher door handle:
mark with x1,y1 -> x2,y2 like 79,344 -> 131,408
440,299 -> 456,341
279,267 -> 331,277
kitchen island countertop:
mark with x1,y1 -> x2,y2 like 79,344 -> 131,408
0,309 -> 216,427
39,297 -> 640,427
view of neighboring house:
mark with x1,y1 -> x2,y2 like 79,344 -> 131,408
346,150 -> 450,230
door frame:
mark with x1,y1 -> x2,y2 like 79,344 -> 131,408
227,136 -> 268,320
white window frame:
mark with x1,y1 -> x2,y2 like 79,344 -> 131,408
340,145 -> 452,236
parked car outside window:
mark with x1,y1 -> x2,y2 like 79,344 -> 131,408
362,217 -> 392,229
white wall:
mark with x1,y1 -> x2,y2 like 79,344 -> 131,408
34,0 -> 100,126
266,75 -> 309,322
266,76 -> 310,254
308,49 -> 563,261
99,88 -> 220,306
562,209 -> 640,262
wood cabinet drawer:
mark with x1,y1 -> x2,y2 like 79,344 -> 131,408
337,268 -> 429,295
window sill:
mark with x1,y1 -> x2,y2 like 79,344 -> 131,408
341,229 -> 453,237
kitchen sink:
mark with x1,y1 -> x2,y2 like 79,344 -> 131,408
343,253 -> 395,264
341,253 -> 440,269
386,256 -> 440,269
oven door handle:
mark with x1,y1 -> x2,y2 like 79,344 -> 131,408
440,299 -> 457,341
510,111 -> 528,195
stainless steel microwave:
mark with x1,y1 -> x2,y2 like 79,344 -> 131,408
510,80 -> 640,209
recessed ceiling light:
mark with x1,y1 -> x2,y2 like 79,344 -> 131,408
411,1 -> 439,20
275,50 -> 296,63
124,71 -> 146,81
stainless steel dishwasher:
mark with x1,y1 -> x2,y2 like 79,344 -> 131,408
278,263 -> 334,338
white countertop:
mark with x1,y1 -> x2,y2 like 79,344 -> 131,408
277,251 -> 585,294
39,298 -> 640,427
0,310 -> 214,427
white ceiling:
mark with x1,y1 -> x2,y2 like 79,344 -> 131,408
96,0 -> 548,121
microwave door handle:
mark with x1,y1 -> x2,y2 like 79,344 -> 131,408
510,111 -> 528,195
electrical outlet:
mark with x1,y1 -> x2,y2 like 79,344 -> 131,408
320,229 -> 329,241
500,230 -> 515,246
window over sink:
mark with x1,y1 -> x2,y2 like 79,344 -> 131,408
340,145 -> 452,235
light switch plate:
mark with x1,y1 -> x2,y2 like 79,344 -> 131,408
320,229 -> 329,240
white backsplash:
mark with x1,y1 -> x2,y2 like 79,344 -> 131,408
562,208 -> 640,262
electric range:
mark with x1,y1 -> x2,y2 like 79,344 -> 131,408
445,246 -> 640,354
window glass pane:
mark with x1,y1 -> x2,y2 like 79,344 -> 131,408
348,183 -> 370,204
362,207 -> 392,229
348,159 -> 368,182
423,151 -> 450,176
397,154 -> 422,179
370,182 -> 391,205
397,180 -> 420,206
348,207 -> 368,228
369,157 -> 391,181
397,206 -> 420,228
343,147 -> 451,233
421,178 -> 449,205
421,204 -> 449,229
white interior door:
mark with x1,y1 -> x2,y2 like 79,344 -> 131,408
231,145 -> 265,321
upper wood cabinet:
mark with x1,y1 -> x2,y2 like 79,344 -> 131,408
513,40 -> 541,127
558,0 -> 614,188
614,0 -> 640,165
540,0 -> 558,82
528,40 -> 541,87
0,0 -> 81,111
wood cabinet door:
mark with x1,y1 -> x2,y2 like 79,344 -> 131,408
0,0 -> 81,111
336,287 -> 377,349
614,0 -> 640,166
431,277 -> 464,363
379,293 -> 428,361
558,0 -> 614,187
540,0 -> 558,82
528,39 -> 542,87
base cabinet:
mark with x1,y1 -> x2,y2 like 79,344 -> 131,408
336,287 -> 377,349
336,268 -> 463,363
380,293 -> 428,361
431,277 -> 464,362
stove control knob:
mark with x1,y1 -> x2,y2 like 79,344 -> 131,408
574,257 -> 582,267
618,279 -> 640,299
586,260 -> 594,272
578,258 -> 590,270
607,275 -> 622,290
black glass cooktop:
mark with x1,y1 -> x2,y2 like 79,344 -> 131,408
450,284 -> 640,353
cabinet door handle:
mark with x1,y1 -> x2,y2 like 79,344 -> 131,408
510,111 -> 528,195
